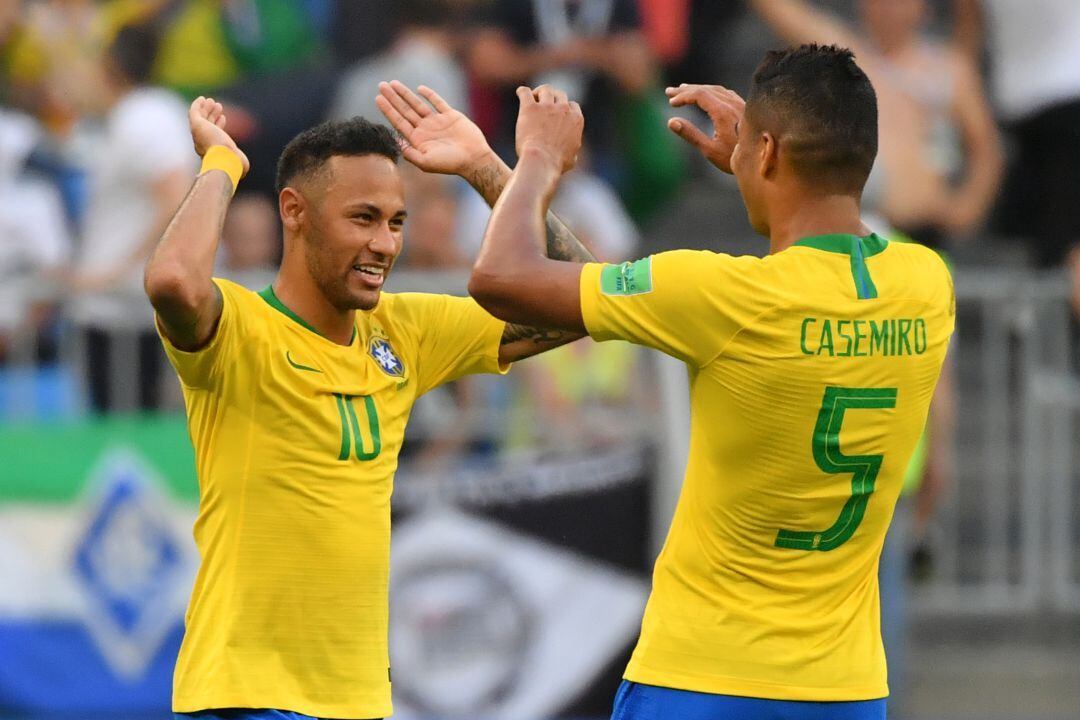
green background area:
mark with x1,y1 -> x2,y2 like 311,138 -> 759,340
0,413 -> 198,503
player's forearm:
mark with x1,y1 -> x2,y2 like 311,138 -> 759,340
470,148 -> 566,321
476,148 -> 561,270
116,172 -> 193,282
952,139 -> 1004,229
467,151 -> 591,360
144,171 -> 232,329
465,155 -> 597,264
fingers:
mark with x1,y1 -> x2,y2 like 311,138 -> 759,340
378,81 -> 424,127
400,145 -> 425,168
191,96 -> 213,121
390,80 -> 432,119
207,100 -> 224,126
516,85 -> 537,107
666,84 -> 745,113
191,96 -> 228,133
417,85 -> 452,113
533,84 -> 568,105
375,93 -> 415,141
667,116 -> 712,152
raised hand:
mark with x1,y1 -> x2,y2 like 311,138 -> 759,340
514,85 -> 583,173
189,96 -> 250,176
665,84 -> 745,174
376,81 -> 497,179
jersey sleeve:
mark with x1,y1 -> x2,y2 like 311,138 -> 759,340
579,250 -> 762,366
156,278 -> 251,390
395,293 -> 509,395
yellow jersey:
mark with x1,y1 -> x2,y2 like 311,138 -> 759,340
159,278 -> 506,718
579,234 -> 954,701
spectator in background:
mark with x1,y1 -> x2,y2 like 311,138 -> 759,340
68,24 -> 192,412
328,0 -> 398,68
962,0 -> 1080,312
0,107 -> 70,363
144,0 -> 324,99
750,0 -> 1004,250
217,192 -> 279,290
3,0 -> 107,133
468,0 -> 682,221
329,0 -> 466,125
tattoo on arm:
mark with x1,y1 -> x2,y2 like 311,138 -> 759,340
471,160 -> 597,357
543,211 -> 596,263
500,324 -> 576,346
468,161 -> 598,264
494,211 -> 593,352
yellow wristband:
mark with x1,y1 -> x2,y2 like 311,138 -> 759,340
200,145 -> 243,194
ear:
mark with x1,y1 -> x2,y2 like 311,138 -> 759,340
758,131 -> 779,180
279,187 -> 305,234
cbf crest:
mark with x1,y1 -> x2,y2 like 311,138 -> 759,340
369,336 -> 405,378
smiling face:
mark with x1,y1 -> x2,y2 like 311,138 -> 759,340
294,154 -> 407,312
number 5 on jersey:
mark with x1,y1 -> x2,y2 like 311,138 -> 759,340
334,393 -> 382,461
776,386 -> 898,551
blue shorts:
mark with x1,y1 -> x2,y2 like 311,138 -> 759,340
175,711 -> 382,720
611,681 -> 887,720
175,712 -> 314,720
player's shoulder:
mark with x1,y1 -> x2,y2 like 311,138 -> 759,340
211,278 -> 275,321
881,240 -> 952,279
213,276 -> 260,302
877,241 -> 954,311
649,248 -> 764,276
371,291 -> 476,328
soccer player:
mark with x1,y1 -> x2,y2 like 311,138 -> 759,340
145,89 -> 594,720
466,45 -> 955,720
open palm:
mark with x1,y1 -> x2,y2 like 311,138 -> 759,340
376,81 -> 493,176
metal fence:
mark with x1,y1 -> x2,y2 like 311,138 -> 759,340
917,270 -> 1080,614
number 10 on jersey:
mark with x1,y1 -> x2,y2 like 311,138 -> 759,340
334,393 -> 382,461
776,386 -> 898,551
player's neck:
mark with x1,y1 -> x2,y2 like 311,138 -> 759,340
271,270 -> 357,346
766,195 -> 867,255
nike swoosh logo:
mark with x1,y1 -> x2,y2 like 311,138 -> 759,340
286,351 -> 322,373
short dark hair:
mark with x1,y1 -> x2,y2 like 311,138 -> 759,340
746,44 -> 878,193
107,24 -> 160,86
275,118 -> 401,193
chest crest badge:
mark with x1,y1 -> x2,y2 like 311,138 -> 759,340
369,336 -> 405,378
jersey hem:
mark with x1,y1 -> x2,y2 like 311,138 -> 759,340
173,695 -> 393,718
624,665 -> 889,703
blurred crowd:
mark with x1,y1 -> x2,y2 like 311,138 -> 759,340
1,0 -> 1079,438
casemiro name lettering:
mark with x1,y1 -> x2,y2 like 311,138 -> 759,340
800,318 -> 927,357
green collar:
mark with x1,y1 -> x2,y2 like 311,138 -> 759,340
258,285 -> 357,345
792,233 -> 888,300
793,233 -> 889,257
